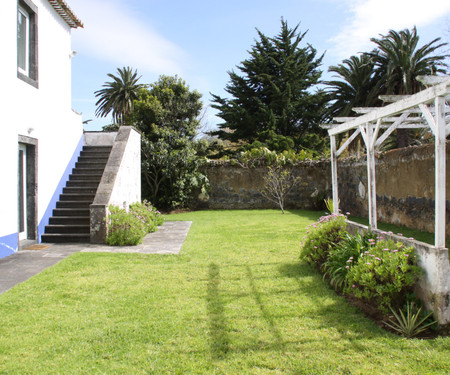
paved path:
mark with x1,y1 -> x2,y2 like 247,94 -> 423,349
0,221 -> 191,295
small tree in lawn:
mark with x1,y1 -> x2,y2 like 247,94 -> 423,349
261,165 -> 299,214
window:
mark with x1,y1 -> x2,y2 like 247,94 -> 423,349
17,0 -> 38,88
17,6 -> 29,74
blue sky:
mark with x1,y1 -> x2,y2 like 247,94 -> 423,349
68,0 -> 450,132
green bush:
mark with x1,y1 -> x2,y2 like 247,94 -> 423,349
322,231 -> 377,291
129,200 -> 164,233
300,214 -> 347,267
106,201 -> 164,246
105,205 -> 146,246
344,239 -> 422,312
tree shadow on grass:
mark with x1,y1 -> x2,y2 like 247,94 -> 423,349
245,265 -> 285,351
278,261 -> 389,345
206,263 -> 230,360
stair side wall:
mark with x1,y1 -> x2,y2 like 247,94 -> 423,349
90,126 -> 141,243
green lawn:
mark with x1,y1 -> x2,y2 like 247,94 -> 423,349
0,210 -> 448,374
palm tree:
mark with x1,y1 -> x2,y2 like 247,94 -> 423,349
326,53 -> 383,151
370,27 -> 448,147
94,67 -> 144,125
371,27 -> 447,95
326,53 -> 382,118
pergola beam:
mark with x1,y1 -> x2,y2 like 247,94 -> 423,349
435,96 -> 446,248
336,128 -> 361,156
328,78 -> 450,136
417,75 -> 450,86
353,107 -> 450,115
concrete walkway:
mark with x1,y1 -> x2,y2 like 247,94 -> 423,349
0,221 -> 191,295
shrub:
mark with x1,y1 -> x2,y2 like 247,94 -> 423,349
344,239 -> 422,312
322,231 -> 377,291
105,205 -> 146,246
106,201 -> 164,246
300,214 -> 347,267
129,200 -> 164,233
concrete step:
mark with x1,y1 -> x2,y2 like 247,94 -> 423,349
63,186 -> 98,194
53,208 -> 90,217
65,180 -> 99,188
82,145 -> 112,151
73,167 -> 106,175
56,200 -> 92,209
44,225 -> 90,234
59,193 -> 96,202
80,148 -> 112,158
49,216 -> 90,225
68,174 -> 103,182
75,161 -> 108,169
77,156 -> 108,165
41,233 -> 91,243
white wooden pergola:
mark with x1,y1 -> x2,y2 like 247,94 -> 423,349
323,76 -> 450,249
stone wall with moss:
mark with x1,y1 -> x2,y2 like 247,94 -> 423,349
338,142 -> 450,237
198,160 -> 331,210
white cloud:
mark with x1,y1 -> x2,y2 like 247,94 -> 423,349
328,0 -> 450,60
69,0 -> 187,75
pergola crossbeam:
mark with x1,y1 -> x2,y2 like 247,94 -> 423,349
417,75 -> 450,86
329,78 -> 450,136
419,103 -> 437,135
374,112 -> 410,148
336,127 -> 361,156
353,107 -> 450,115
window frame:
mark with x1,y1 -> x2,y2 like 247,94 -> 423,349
17,6 -> 29,75
17,0 -> 38,88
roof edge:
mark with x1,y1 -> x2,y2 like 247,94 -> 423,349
48,0 -> 83,28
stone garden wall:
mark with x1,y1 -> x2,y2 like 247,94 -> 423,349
198,142 -> 449,237
199,160 -> 331,210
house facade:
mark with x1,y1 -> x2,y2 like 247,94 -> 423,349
0,0 -> 84,258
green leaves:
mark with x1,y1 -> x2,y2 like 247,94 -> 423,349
344,239 -> 422,313
211,19 -> 326,150
385,302 -> 436,338
94,67 -> 144,125
133,76 -> 209,209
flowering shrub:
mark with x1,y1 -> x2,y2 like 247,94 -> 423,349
106,201 -> 164,246
322,231 -> 377,291
129,200 -> 164,233
106,205 -> 146,246
300,214 -> 347,267
344,239 -> 422,312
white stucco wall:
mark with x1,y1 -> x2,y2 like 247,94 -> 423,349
0,0 -> 83,256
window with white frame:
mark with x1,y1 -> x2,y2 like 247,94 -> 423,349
17,0 -> 38,88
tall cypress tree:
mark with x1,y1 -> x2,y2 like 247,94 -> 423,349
211,19 -> 326,151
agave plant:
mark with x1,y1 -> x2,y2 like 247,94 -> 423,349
385,302 -> 436,338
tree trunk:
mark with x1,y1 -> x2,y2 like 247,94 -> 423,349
396,129 -> 410,148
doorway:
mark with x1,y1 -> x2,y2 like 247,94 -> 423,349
18,143 -> 27,240
17,136 -> 37,241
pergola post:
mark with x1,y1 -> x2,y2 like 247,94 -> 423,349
366,123 -> 377,230
434,96 -> 446,248
330,135 -> 339,214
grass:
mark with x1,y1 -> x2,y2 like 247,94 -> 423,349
0,209 -> 449,374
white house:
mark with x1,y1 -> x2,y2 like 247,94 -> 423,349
0,0 -> 84,258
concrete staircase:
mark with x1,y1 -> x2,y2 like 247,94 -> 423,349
41,145 -> 111,243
